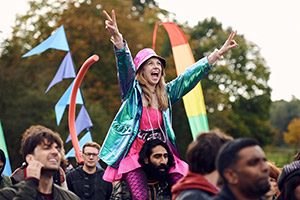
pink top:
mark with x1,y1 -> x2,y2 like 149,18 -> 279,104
103,107 -> 188,182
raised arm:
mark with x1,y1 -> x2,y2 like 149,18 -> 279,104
103,10 -> 135,100
168,30 -> 238,104
103,10 -> 124,50
207,30 -> 238,65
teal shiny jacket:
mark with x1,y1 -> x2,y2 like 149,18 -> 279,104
99,41 -> 213,168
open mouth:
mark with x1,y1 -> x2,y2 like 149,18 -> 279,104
151,71 -> 159,78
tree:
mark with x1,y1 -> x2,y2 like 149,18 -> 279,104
284,118 -> 300,147
183,17 -> 274,146
270,97 -> 300,145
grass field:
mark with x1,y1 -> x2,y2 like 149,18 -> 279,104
264,146 -> 298,169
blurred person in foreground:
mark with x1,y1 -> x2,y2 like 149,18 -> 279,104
171,130 -> 232,200
277,160 -> 300,200
0,125 -> 79,199
212,138 -> 270,200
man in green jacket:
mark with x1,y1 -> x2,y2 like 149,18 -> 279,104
0,125 -> 79,200
0,149 -> 12,189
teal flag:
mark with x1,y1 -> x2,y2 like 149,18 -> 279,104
0,121 -> 12,176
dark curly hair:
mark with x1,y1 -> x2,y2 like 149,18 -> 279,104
20,125 -> 63,161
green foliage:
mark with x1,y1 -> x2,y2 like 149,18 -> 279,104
284,118 -> 300,147
270,97 -> 300,145
265,146 -> 298,168
185,17 -> 274,146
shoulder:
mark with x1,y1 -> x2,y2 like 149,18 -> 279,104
176,189 -> 212,200
66,167 -> 82,177
2,175 -> 11,182
53,184 -> 80,200
0,179 -> 39,199
0,185 -> 17,199
211,186 -> 236,200
1,175 -> 12,187
95,166 -> 105,174
10,167 -> 25,184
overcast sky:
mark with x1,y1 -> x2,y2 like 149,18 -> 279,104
1,0 -> 300,101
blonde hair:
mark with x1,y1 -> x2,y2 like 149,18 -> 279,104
135,65 -> 168,110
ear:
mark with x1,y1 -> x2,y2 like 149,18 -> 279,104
144,157 -> 149,164
223,168 -> 239,185
25,154 -> 34,164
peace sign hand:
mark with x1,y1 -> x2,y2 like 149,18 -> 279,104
103,10 -> 124,50
219,30 -> 238,55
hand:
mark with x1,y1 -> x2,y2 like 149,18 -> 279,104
103,10 -> 124,49
26,154 -> 44,180
219,30 -> 238,55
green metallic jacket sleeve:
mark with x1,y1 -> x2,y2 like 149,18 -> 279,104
114,40 -> 136,101
166,57 -> 212,105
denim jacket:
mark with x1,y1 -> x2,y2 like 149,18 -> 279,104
99,41 -> 212,168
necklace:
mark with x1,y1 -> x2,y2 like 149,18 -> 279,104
145,107 -> 166,142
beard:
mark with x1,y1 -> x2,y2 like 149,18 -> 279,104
256,179 -> 271,196
240,177 -> 270,198
142,162 -> 170,182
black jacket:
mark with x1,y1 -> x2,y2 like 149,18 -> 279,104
176,189 -> 214,200
0,178 -> 79,200
66,166 -> 112,200
211,185 -> 266,200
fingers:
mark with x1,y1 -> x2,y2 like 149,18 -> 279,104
112,9 -> 116,24
228,30 -> 237,41
26,154 -> 44,180
103,10 -> 112,21
230,40 -> 238,48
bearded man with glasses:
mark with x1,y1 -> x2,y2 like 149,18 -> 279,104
66,142 -> 112,200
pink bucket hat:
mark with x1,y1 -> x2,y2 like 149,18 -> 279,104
133,48 -> 166,71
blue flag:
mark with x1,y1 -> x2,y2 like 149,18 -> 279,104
22,25 -> 70,58
55,80 -> 84,125
65,131 -> 93,158
45,52 -> 76,93
65,105 -> 93,143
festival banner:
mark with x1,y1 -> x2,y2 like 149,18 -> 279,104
153,22 -> 209,140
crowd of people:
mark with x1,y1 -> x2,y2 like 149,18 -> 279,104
1,9 -> 300,200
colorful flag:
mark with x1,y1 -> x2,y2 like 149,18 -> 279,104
0,121 -> 12,176
153,22 -> 209,140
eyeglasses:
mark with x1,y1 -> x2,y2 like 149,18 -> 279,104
83,152 -> 99,158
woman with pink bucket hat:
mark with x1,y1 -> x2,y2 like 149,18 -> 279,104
100,10 -> 238,199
